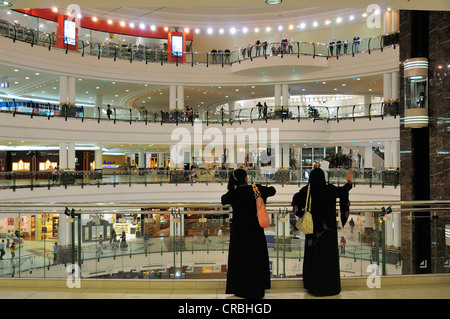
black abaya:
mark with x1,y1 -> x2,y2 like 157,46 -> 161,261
292,173 -> 352,296
221,184 -> 276,299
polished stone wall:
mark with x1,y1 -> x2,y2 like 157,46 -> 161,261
399,10 -> 450,274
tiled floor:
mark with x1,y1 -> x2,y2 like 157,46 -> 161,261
0,280 -> 448,299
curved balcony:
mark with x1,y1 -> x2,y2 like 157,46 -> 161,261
0,19 -> 399,68
0,97 -> 400,125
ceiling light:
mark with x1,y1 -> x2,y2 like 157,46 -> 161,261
129,22 -> 135,28
313,21 -> 318,27
219,28 -> 224,34
230,27 -> 236,34
336,17 -> 342,23
325,20 -> 331,25
362,13 -> 368,17
184,27 -> 190,33
120,21 -> 125,27
107,19 -> 113,25
266,26 -> 271,32
242,27 -> 248,33
51,7 -> 58,12
289,24 -> 294,30
207,27 -> 213,34
265,0 -> 282,4
300,23 -> 306,29
150,25 -> 156,31
139,23 -> 145,30
92,16 -> 98,22
254,27 -> 260,33
278,25 -> 283,31
349,15 -> 355,21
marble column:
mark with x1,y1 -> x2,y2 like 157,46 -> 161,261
177,85 -> 184,111
364,146 -> 373,168
169,85 -> 177,110
384,141 -> 392,169
94,149 -> 102,170
67,142 -> 76,170
274,84 -> 281,107
383,73 -> 392,102
282,84 -> 289,108
68,76 -> 76,105
59,75 -> 67,105
59,142 -> 67,169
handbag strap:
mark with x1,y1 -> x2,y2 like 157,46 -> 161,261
305,184 -> 311,212
252,184 -> 261,199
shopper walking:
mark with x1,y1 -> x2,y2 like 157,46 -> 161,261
221,168 -> 276,299
53,242 -> 59,264
0,239 -> 5,260
292,168 -> 353,296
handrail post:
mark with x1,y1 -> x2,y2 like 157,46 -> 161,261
337,107 -> 340,123
114,108 -> 117,124
352,105 -> 356,122
97,107 -> 101,123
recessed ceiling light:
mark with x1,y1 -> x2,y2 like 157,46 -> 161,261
207,27 -> 213,34
242,27 -> 248,33
107,19 -> 113,25
255,27 -> 260,33
92,16 -> 98,22
129,22 -> 135,28
150,25 -> 156,31
289,24 -> 294,30
336,17 -> 342,23
219,28 -> 224,34
230,27 -> 236,34
265,0 -> 282,4
300,23 -> 306,29
349,15 -> 355,21
195,28 -> 200,34
139,23 -> 145,30
313,21 -> 319,27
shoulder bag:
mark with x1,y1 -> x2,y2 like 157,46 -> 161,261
252,184 -> 270,228
295,184 -> 314,234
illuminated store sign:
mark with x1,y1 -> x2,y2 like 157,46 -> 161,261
102,160 -> 120,169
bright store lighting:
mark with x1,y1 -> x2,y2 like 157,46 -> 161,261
195,28 -> 200,34
242,27 -> 248,33
207,27 -> 213,34
129,22 -> 135,28
120,21 -> 125,27
150,25 -> 156,31
230,27 -> 236,34
336,17 -> 342,23
266,26 -> 271,32
349,15 -> 355,21
278,25 -> 283,31
219,28 -> 224,34
313,21 -> 319,27
300,23 -> 306,29
254,27 -> 260,33
289,24 -> 294,30
92,16 -> 98,22
139,23 -> 145,30
184,27 -> 190,33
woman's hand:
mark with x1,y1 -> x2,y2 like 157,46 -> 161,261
345,170 -> 353,183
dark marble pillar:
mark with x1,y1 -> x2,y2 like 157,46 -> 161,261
399,10 -> 450,274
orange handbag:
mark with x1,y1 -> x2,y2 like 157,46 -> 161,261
252,184 -> 270,228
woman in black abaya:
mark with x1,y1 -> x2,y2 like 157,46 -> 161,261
292,168 -> 352,296
221,169 -> 276,299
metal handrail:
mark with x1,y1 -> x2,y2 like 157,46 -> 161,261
0,200 -> 449,210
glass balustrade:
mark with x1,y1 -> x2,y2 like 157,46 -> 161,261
0,18 -> 399,67
0,168 -> 399,190
0,97 -> 400,125
0,201 -> 448,281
